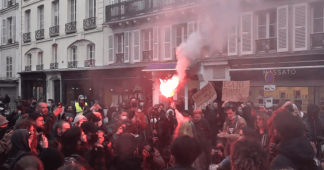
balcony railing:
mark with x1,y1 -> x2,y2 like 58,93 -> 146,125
35,29 -> 45,40
311,33 -> 324,49
36,64 -> 44,71
116,53 -> 124,63
84,59 -> 95,67
105,0 -> 195,22
8,0 -> 13,7
49,25 -> 60,37
65,21 -> 77,34
83,17 -> 96,30
255,38 -> 277,53
50,63 -> 58,69
23,32 -> 31,43
142,50 -> 153,62
25,65 -> 31,71
68,61 -> 78,68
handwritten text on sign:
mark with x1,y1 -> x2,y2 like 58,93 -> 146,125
222,81 -> 250,102
192,83 -> 217,108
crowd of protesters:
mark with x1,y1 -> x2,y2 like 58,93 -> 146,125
0,93 -> 323,170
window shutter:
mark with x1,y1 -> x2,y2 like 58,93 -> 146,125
228,26 -> 237,56
293,3 -> 308,51
2,19 -> 6,45
133,30 -> 140,62
124,31 -> 130,63
89,0 -> 93,17
12,16 -> 15,43
108,35 -> 114,64
153,27 -> 159,61
187,21 -> 195,36
277,5 -> 288,52
241,12 -> 253,55
164,26 -> 172,60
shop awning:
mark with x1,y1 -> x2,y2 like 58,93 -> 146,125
142,63 -> 177,72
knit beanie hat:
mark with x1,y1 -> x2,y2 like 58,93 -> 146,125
0,115 -> 8,126
72,115 -> 87,125
28,111 -> 43,121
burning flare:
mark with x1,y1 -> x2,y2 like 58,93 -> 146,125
159,76 -> 179,98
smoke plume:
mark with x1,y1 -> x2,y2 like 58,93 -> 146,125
175,0 -> 248,82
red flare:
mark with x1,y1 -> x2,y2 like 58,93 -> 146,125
159,76 -> 179,98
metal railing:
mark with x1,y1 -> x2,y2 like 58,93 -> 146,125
23,32 -> 31,43
65,21 -> 77,34
35,29 -> 45,40
105,0 -> 195,22
142,50 -> 153,61
68,61 -> 78,68
49,25 -> 60,37
83,17 -> 96,30
50,63 -> 58,69
255,38 -> 277,53
25,65 -> 31,71
116,53 -> 124,63
36,64 -> 44,71
84,59 -> 95,67
311,33 -> 324,49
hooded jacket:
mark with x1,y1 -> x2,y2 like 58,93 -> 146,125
270,136 -> 317,170
8,129 -> 31,158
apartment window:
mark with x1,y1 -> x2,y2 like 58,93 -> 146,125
25,10 -> 31,32
53,44 -> 58,63
258,10 -> 277,39
2,18 -> 6,44
6,57 -> 12,78
175,24 -> 187,46
89,0 -> 96,18
3,0 -> 7,9
27,54 -> 32,66
71,47 -> 77,61
53,1 -> 59,26
38,6 -> 44,29
143,29 -> 153,51
88,45 -> 95,59
70,0 -> 77,22
117,34 -> 124,53
38,52 -> 43,65
8,18 -> 12,39
314,3 -> 324,33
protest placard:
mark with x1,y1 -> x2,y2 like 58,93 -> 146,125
222,81 -> 250,102
192,83 -> 217,108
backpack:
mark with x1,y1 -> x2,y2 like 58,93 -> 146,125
1,151 -> 26,170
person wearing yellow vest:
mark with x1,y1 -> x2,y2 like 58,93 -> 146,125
73,95 -> 88,116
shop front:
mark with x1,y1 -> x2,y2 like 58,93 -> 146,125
20,72 -> 47,102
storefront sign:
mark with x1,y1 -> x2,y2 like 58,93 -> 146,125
222,81 -> 250,102
263,69 -> 297,76
192,83 -> 217,108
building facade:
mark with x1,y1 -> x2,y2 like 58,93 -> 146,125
20,0 -> 105,106
0,0 -> 20,108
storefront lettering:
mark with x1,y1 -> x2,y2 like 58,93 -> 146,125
263,69 -> 297,76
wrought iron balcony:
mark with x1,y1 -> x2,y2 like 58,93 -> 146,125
311,33 -> 324,49
50,63 -> 58,69
84,59 -> 95,67
8,0 -> 13,7
83,17 -> 96,30
255,38 -> 277,53
142,50 -> 153,62
7,39 -> 13,44
116,53 -> 124,63
35,29 -> 45,40
36,64 -> 44,71
25,65 -> 31,71
23,32 -> 31,43
68,61 -> 78,68
105,0 -> 195,22
65,21 -> 77,34
49,25 -> 59,37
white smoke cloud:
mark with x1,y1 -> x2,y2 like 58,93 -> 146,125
175,0 -> 251,82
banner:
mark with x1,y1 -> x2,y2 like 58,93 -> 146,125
192,83 -> 217,108
222,81 -> 250,102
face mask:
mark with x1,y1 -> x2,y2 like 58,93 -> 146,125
18,111 -> 22,116
32,102 -> 37,106
140,103 -> 144,107
121,116 -> 127,120
47,103 -> 51,107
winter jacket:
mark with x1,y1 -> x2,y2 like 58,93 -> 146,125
109,156 -> 143,170
43,113 -> 58,137
85,145 -> 106,170
270,136 -> 317,170
64,154 -> 93,169
0,131 -> 12,166
303,116 -> 324,144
